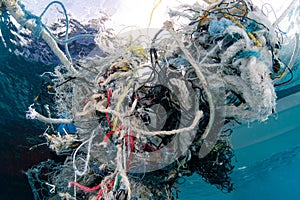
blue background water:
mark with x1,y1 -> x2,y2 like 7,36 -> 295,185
0,12 -> 58,199
179,147 -> 300,199
1,6 -> 300,200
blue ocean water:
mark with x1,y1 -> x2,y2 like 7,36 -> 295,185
0,12 -> 57,199
180,147 -> 300,199
1,4 -> 300,200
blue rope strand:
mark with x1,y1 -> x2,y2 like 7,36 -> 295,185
18,1 -> 95,62
92,163 -> 106,177
235,50 -> 260,59
38,1 -> 72,61
41,23 -> 95,44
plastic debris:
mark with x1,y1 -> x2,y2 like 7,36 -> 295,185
2,0 -> 298,199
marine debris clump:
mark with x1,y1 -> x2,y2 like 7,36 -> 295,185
1,0 -> 290,199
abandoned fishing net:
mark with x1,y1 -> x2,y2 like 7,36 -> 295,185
2,0 -> 295,199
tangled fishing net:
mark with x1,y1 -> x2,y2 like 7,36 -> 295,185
2,0 -> 297,199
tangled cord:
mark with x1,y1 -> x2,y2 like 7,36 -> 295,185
2,0 -> 294,199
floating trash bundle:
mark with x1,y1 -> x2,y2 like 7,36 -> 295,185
1,0 -> 297,199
